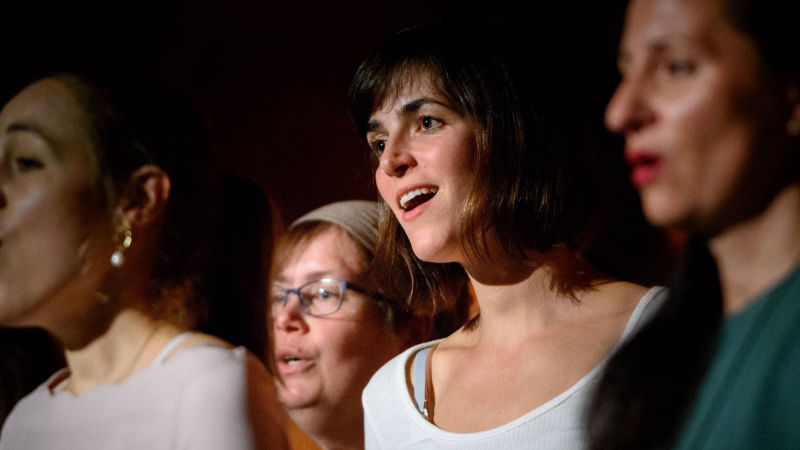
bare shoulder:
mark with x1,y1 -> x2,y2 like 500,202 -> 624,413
589,280 -> 653,315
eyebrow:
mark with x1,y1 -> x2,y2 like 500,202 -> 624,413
7,122 -> 43,135
273,271 -> 338,287
366,97 -> 449,133
6,122 -> 54,146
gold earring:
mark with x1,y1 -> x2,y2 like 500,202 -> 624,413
110,227 -> 133,268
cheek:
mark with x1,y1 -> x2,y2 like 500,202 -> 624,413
375,168 -> 392,204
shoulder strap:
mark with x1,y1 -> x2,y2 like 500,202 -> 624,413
412,346 -> 430,415
424,343 -> 437,423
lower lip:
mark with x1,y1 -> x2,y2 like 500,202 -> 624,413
630,161 -> 663,188
278,359 -> 314,376
401,196 -> 435,222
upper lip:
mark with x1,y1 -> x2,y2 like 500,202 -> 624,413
625,148 -> 662,166
275,347 -> 311,364
396,184 -> 439,210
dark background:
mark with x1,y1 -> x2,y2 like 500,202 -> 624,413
0,0 -> 630,226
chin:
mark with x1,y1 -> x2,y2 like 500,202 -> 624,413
641,198 -> 692,231
409,239 -> 457,264
277,383 -> 319,411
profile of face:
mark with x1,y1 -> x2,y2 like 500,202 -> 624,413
0,79 -> 113,327
606,0 -> 796,232
367,76 -> 477,263
273,226 -> 400,420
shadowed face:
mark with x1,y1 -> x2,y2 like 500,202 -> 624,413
272,226 -> 400,427
606,0 -> 795,234
0,78 -> 113,328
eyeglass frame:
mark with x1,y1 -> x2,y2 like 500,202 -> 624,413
271,278 -> 381,317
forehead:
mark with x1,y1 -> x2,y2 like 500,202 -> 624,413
0,79 -> 95,157
277,226 -> 368,283
622,0 -> 728,47
370,70 -> 448,116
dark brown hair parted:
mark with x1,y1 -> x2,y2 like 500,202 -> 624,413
348,21 -> 606,315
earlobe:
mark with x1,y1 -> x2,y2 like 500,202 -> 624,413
119,165 -> 172,227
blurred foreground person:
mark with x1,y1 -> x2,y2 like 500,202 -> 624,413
0,73 -> 287,449
590,0 -> 800,448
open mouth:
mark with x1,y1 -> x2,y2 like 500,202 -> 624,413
283,355 -> 302,365
399,187 -> 438,211
626,151 -> 663,187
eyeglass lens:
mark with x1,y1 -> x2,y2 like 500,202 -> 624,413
272,279 -> 345,316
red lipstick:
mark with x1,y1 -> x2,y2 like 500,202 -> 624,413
626,150 -> 663,188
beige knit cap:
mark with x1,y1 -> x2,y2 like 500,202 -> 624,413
290,200 -> 380,253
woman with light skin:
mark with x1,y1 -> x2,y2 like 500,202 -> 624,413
0,73 -> 287,449
588,0 -> 800,448
349,22 -> 667,448
272,200 -> 469,450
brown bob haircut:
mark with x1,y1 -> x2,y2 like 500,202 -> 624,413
348,21 -> 605,314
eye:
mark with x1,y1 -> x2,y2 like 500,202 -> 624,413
314,288 -> 336,300
14,157 -> 44,172
420,115 -> 442,131
269,286 -> 287,305
370,139 -> 386,155
665,59 -> 696,76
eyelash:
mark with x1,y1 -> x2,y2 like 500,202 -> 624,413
419,115 -> 442,132
14,157 -> 44,172
369,139 -> 386,156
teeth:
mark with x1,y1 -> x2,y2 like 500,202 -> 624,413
284,356 -> 301,364
400,187 -> 438,209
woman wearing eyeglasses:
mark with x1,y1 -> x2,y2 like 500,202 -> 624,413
271,200 -> 470,450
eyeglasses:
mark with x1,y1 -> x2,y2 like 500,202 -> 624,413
271,278 -> 375,317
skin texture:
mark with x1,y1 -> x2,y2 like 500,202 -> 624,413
368,79 -> 477,265
273,226 -> 400,449
605,0 -> 792,234
0,79 -> 113,330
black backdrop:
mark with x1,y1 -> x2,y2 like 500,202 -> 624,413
0,0 -> 629,225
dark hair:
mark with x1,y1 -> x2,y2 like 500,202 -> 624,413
44,73 -> 270,357
51,73 -> 214,324
349,21 -> 605,314
203,172 -> 274,369
588,1 -> 800,448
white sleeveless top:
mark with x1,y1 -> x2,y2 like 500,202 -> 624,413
0,334 -> 288,450
362,286 -> 667,449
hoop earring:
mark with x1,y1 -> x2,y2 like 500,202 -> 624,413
110,227 -> 133,268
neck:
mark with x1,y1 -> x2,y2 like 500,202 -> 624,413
709,183 -> 800,314
464,247 -> 606,340
291,407 -> 364,450
63,309 -> 182,395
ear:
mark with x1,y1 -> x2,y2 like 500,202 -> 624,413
116,165 -> 171,228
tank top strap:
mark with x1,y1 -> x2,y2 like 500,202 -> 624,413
152,331 -> 195,365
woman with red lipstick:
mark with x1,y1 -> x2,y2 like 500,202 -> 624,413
349,21 -> 666,448
589,0 -> 800,448
0,73 -> 287,449
271,201 -> 469,449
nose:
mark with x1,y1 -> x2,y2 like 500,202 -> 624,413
378,134 -> 416,177
605,76 -> 655,135
273,295 -> 308,333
